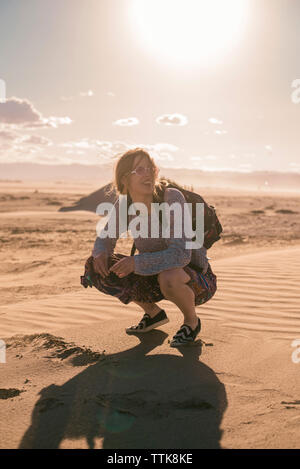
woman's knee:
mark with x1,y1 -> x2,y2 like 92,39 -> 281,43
158,268 -> 190,295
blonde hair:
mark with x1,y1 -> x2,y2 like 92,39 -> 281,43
114,147 -> 158,195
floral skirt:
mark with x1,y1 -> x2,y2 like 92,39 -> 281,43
80,253 -> 217,306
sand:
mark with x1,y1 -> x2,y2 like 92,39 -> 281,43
0,181 -> 300,449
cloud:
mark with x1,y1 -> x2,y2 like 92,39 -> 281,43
139,143 -> 179,154
109,142 -> 134,153
151,143 -> 179,153
19,135 -> 52,146
0,141 -> 12,152
0,97 -> 44,126
156,113 -> 188,126
59,139 -> 179,165
113,117 -> 139,126
0,97 -> 72,129
45,116 -> 72,128
61,139 -> 96,150
79,90 -> 94,97
95,140 -> 114,151
131,142 -> 179,163
208,117 -> 223,125
190,156 -> 203,161
0,128 -> 52,146
0,134 -> 179,168
61,90 -> 94,101
0,126 -> 53,162
60,139 -> 135,160
66,149 -> 86,155
96,141 -> 135,158
190,155 -> 221,168
215,130 -> 228,135
0,129 -> 18,141
153,152 -> 174,161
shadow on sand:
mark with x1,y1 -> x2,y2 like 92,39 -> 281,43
19,331 -> 227,449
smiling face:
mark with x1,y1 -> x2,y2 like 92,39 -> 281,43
126,155 -> 157,198
115,148 -> 159,200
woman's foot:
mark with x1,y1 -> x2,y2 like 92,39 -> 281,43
126,309 -> 169,334
170,317 -> 201,347
184,318 -> 199,330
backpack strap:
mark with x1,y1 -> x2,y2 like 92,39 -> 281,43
130,242 -> 137,256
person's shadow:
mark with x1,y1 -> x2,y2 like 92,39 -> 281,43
19,331 -> 227,449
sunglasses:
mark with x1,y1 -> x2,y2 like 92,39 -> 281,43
130,166 -> 155,176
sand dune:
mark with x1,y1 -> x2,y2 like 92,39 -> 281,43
1,246 -> 300,340
206,246 -> 300,337
1,247 -> 300,449
1,184 -> 300,449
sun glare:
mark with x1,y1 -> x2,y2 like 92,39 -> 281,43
130,0 -> 250,66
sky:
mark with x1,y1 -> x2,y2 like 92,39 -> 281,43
0,0 -> 300,173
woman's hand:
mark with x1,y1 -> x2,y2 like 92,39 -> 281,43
93,252 -> 109,278
109,256 -> 135,278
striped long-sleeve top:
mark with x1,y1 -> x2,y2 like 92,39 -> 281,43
92,187 -> 209,276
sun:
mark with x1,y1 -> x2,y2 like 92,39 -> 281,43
130,0 -> 250,66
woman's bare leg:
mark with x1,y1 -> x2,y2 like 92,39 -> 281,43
133,301 -> 162,318
158,268 -> 198,330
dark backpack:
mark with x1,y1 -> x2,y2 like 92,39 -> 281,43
130,179 -> 223,256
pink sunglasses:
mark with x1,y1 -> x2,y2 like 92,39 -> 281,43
130,166 -> 156,176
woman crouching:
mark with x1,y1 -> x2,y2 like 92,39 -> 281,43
82,148 -> 217,347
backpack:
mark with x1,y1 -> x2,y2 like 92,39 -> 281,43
129,179 -> 223,256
